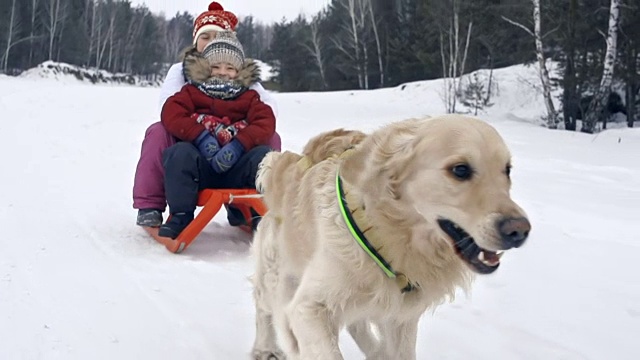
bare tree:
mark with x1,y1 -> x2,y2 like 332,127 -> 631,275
458,20 -> 472,95
304,15 -> 328,89
367,0 -> 384,87
440,31 -> 454,113
86,0 -> 98,66
2,0 -> 45,72
163,22 -> 183,63
582,0 -> 621,133
122,8 -> 149,73
44,0 -> 68,60
477,38 -> 496,105
346,0 -> 363,88
96,3 -> 117,70
533,0 -> 558,128
357,0 -> 371,89
29,0 -> 39,66
254,23 -> 274,61
502,0 -> 558,128
2,0 -> 20,73
332,0 -> 367,89
107,2 -> 126,71
439,0 -> 472,114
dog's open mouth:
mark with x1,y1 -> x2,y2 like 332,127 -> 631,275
437,219 -> 503,274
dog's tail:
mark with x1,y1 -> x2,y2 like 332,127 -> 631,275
256,152 -> 277,195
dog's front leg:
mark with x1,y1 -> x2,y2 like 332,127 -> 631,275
347,320 -> 381,357
372,319 -> 419,360
251,218 -> 287,360
253,310 -> 285,360
286,298 -> 343,360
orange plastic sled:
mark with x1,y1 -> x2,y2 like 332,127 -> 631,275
143,188 -> 267,253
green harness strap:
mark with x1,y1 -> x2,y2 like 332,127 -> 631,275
335,170 -> 414,293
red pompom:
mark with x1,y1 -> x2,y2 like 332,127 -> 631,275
208,2 -> 224,11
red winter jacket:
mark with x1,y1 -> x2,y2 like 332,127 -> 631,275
161,85 -> 275,150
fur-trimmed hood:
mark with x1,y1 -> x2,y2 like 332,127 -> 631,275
181,47 -> 261,88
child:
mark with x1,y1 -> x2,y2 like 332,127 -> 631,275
132,1 -> 281,228
158,31 -> 275,239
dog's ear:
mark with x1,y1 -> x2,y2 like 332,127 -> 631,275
379,127 -> 420,199
341,120 -> 420,199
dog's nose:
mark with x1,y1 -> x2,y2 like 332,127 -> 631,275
497,217 -> 530,248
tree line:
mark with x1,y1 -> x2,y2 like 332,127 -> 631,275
1,0 -> 638,131
0,0 -> 193,77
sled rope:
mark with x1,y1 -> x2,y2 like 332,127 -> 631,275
228,193 -> 264,203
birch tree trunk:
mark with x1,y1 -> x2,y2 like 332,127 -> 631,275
95,5 -> 102,68
532,0 -> 558,128
502,1 -> 558,128
97,11 -> 116,70
367,0 -> 384,87
358,0 -> 369,90
46,0 -> 67,60
562,0 -> 578,131
48,0 -> 59,60
2,0 -> 18,73
439,0 -> 469,114
333,0 -> 366,89
626,46 -> 637,128
582,0 -> 621,133
348,0 -> 363,89
305,16 -> 328,89
29,0 -> 39,67
87,0 -> 97,66
457,21 -> 472,95
122,9 -> 148,73
440,31 -> 451,112
164,23 -> 182,63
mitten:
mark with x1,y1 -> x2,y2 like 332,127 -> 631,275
194,131 -> 221,161
211,139 -> 245,173
190,114 -> 231,133
214,120 -> 248,146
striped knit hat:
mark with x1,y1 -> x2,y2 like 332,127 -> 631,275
192,2 -> 238,44
202,31 -> 245,70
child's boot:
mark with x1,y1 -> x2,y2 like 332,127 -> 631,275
158,212 -> 194,239
136,209 -> 163,227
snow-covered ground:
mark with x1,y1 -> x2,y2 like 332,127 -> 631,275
0,64 -> 638,359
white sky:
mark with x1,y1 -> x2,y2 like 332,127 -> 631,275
130,0 -> 331,23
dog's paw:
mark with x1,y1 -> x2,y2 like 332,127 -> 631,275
252,349 -> 286,360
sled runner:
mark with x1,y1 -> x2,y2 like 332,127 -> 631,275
143,188 -> 266,253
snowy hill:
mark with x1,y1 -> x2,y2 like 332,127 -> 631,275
18,60 -> 165,87
0,63 -> 639,359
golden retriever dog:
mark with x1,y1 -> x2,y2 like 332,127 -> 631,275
251,115 -> 531,360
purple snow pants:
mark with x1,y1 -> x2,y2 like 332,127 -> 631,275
132,121 -> 282,211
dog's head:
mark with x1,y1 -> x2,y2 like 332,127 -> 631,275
342,115 -> 530,275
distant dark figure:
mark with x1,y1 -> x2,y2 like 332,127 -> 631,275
576,91 -> 627,121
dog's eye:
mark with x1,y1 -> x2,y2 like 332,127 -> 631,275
451,164 -> 473,180
505,165 -> 512,178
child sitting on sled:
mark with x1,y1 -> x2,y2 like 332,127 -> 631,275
158,31 -> 275,239
133,1 -> 281,230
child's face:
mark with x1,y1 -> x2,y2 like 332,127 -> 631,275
196,31 -> 216,52
211,62 -> 238,80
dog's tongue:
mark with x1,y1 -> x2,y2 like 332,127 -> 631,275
478,250 -> 501,267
